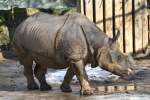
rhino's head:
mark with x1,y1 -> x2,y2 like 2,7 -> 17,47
96,30 -> 134,79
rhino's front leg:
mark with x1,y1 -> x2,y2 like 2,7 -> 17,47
72,60 -> 93,95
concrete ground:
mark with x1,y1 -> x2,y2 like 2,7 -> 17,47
0,51 -> 150,100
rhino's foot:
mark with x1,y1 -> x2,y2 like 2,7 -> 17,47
80,89 -> 94,95
40,83 -> 52,91
27,82 -> 39,90
60,83 -> 72,92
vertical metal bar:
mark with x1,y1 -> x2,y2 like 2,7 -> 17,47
83,0 -> 86,15
122,0 -> 126,53
148,15 -> 150,43
93,0 -> 96,23
132,0 -> 136,53
141,7 -> 144,53
103,0 -> 106,33
112,0 -> 116,37
147,0 -> 150,9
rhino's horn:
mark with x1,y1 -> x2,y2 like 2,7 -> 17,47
108,29 -> 120,45
112,29 -> 120,43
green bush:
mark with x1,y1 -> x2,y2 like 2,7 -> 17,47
0,16 -> 10,46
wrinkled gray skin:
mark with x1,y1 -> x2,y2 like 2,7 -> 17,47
12,12 -> 134,95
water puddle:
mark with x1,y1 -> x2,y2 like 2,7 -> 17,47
46,65 -> 119,84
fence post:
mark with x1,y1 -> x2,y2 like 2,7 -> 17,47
83,0 -> 86,15
148,15 -> 150,44
92,0 -> 96,23
132,0 -> 136,53
103,0 -> 106,33
122,0 -> 126,53
112,0 -> 116,37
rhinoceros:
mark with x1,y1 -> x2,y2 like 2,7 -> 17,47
12,12 -> 134,95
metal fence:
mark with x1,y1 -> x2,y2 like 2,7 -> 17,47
80,0 -> 148,54
0,0 -> 149,53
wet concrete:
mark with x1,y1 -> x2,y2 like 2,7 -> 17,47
0,59 -> 150,100
0,91 -> 150,100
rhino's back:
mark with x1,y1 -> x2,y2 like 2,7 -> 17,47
13,12 -> 68,58
13,12 -> 89,68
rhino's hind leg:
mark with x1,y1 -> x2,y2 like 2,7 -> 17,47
20,56 -> 39,90
72,60 -> 93,95
13,47 -> 39,90
34,63 -> 52,91
60,66 -> 75,92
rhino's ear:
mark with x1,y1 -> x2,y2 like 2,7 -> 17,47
112,29 -> 120,43
109,29 -> 120,45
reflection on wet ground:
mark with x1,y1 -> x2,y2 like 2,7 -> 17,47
46,65 -> 118,85
0,91 -> 150,100
0,59 -> 150,100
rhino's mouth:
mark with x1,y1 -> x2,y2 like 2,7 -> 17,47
118,68 -> 135,80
